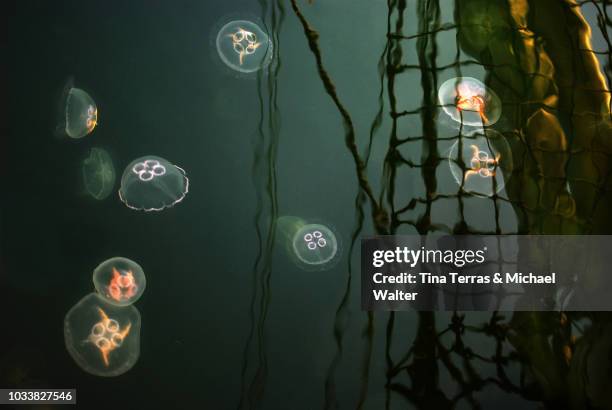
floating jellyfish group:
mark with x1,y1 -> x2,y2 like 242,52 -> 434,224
277,216 -> 341,270
55,14 -> 354,382
64,257 -> 145,377
215,20 -> 273,73
438,77 -> 510,195
57,21 -> 275,208
54,77 -> 190,211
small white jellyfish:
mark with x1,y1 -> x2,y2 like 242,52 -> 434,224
118,156 -> 189,211
215,20 -> 273,73
55,77 -> 98,139
93,257 -> 146,307
82,147 -> 115,200
448,129 -> 513,196
277,216 -> 341,270
64,293 -> 141,377
438,77 -> 501,127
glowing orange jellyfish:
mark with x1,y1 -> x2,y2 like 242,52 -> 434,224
64,293 -> 141,377
438,77 -> 501,127
88,307 -> 131,367
447,130 -> 512,197
464,144 -> 501,182
215,19 -> 273,74
107,267 -> 138,303
93,257 -> 146,306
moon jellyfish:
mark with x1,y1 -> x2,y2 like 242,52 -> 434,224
82,148 -> 115,200
448,129 -> 513,196
277,216 -> 341,270
64,293 -> 141,377
438,77 -> 501,127
118,156 -> 189,211
93,257 -> 146,307
215,20 -> 273,73
55,77 -> 98,139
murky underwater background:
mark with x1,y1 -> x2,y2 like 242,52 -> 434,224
3,0 -> 612,409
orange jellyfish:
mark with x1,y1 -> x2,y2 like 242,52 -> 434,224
438,77 -> 501,127
64,293 -> 141,377
55,77 -> 98,139
215,19 -> 273,74
448,129 -> 512,197
93,257 -> 146,307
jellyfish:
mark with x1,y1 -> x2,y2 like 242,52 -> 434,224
64,293 -> 141,377
448,129 -> 513,196
118,156 -> 189,211
215,20 -> 273,73
82,148 -> 115,200
277,216 -> 341,270
55,77 -> 98,139
93,257 -> 146,307
438,77 -> 501,127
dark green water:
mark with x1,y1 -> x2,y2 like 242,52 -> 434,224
4,1 -> 612,409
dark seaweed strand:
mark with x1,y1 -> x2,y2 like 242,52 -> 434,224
322,190 -> 367,410
251,1 -> 285,407
288,2 -> 389,409
237,1 -> 284,408
400,1 -> 444,408
379,1 -> 407,409
356,3 -> 400,409
289,0 -> 387,233
451,0 -> 468,233
325,0 -> 398,404
364,0 -> 395,167
379,0 -> 404,217
237,53 -> 269,410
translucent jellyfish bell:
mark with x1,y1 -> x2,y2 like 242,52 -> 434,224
216,20 -> 273,73
93,257 -> 146,307
277,216 -> 341,270
118,156 -> 189,211
82,148 -> 115,200
438,77 -> 501,127
55,77 -> 98,139
448,129 -> 513,197
64,293 -> 141,377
